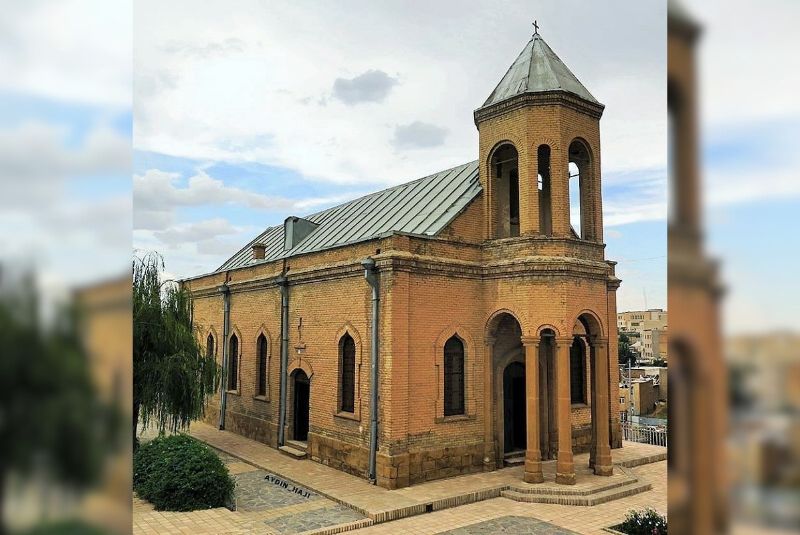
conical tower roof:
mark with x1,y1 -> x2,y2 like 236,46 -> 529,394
481,31 -> 599,109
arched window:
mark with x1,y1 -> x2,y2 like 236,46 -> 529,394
340,333 -> 356,413
228,334 -> 239,391
538,144 -> 552,236
256,334 -> 268,397
206,333 -> 215,359
568,139 -> 593,240
570,336 -> 586,404
443,336 -> 465,416
491,144 -> 520,238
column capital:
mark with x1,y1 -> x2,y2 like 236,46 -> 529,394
592,337 -> 609,349
520,335 -> 540,347
555,336 -> 575,348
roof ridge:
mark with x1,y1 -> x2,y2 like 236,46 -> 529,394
304,160 -> 477,220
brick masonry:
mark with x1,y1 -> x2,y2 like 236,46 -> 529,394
187,57 -> 621,489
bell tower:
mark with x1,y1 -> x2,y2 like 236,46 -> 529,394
475,27 -> 605,243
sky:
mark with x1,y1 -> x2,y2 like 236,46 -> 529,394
4,0 -> 794,333
133,0 -> 668,312
687,0 -> 800,333
0,1 -> 131,305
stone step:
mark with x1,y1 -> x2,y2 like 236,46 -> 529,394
503,450 -> 525,467
286,440 -> 308,453
507,475 -> 637,496
500,480 -> 652,506
616,451 -> 667,468
503,456 -> 525,467
278,445 -> 308,460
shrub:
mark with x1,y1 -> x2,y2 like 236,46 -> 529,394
614,508 -> 667,535
133,434 -> 234,511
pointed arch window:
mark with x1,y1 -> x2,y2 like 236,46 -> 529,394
340,333 -> 356,413
443,336 -> 465,416
228,334 -> 239,391
256,334 -> 268,397
206,333 -> 215,359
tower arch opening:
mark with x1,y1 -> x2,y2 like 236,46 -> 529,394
538,144 -> 552,236
568,139 -> 594,241
490,144 -> 520,238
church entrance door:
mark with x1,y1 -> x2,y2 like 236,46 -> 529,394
293,370 -> 310,441
503,361 -> 527,453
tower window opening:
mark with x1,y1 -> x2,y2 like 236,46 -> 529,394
568,139 -> 593,241
490,144 -> 520,238
538,145 -> 552,236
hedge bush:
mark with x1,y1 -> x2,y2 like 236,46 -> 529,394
133,434 -> 234,511
614,508 -> 667,535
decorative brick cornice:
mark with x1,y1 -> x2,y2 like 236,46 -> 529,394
474,91 -> 605,125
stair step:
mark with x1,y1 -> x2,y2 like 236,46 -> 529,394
503,456 -> 525,467
279,445 -> 308,460
286,440 -> 308,453
500,481 -> 651,506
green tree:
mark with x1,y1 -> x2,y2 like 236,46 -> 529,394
133,252 -> 219,440
0,273 -> 112,533
618,333 -> 637,366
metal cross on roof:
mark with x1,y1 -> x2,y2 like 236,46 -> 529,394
532,20 -> 539,35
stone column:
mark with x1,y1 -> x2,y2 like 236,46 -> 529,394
521,336 -> 543,483
483,336 -> 496,471
555,337 -> 576,484
520,150 -> 540,236
592,338 -> 613,475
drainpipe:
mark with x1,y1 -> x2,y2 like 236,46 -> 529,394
218,281 -> 231,430
277,274 -> 289,446
362,257 -> 380,484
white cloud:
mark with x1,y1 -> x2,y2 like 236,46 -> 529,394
392,121 -> 448,149
133,167 -> 358,231
0,0 -> 131,107
332,70 -> 399,105
153,218 -> 239,248
0,121 -> 130,206
134,0 -> 666,186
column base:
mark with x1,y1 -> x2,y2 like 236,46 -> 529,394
523,459 -> 544,483
593,464 -> 613,476
594,448 -> 613,476
555,472 -> 576,485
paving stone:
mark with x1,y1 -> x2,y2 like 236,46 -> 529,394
265,504 -> 366,534
234,469 -> 323,511
435,515 -> 581,535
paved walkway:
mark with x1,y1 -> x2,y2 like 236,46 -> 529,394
134,422 -> 667,534
349,461 -> 666,535
189,422 -> 665,522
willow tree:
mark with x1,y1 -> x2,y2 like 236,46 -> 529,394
133,252 -> 218,439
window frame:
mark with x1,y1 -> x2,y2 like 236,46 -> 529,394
227,333 -> 239,393
339,333 -> 356,414
443,336 -> 466,417
255,333 -> 268,399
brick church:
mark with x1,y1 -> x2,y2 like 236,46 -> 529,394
185,28 -> 622,489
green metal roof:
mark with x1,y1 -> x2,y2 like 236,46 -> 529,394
480,32 -> 599,109
216,160 -> 481,272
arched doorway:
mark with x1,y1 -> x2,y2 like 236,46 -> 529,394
292,370 -> 310,442
487,311 -> 525,466
503,362 -> 526,453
